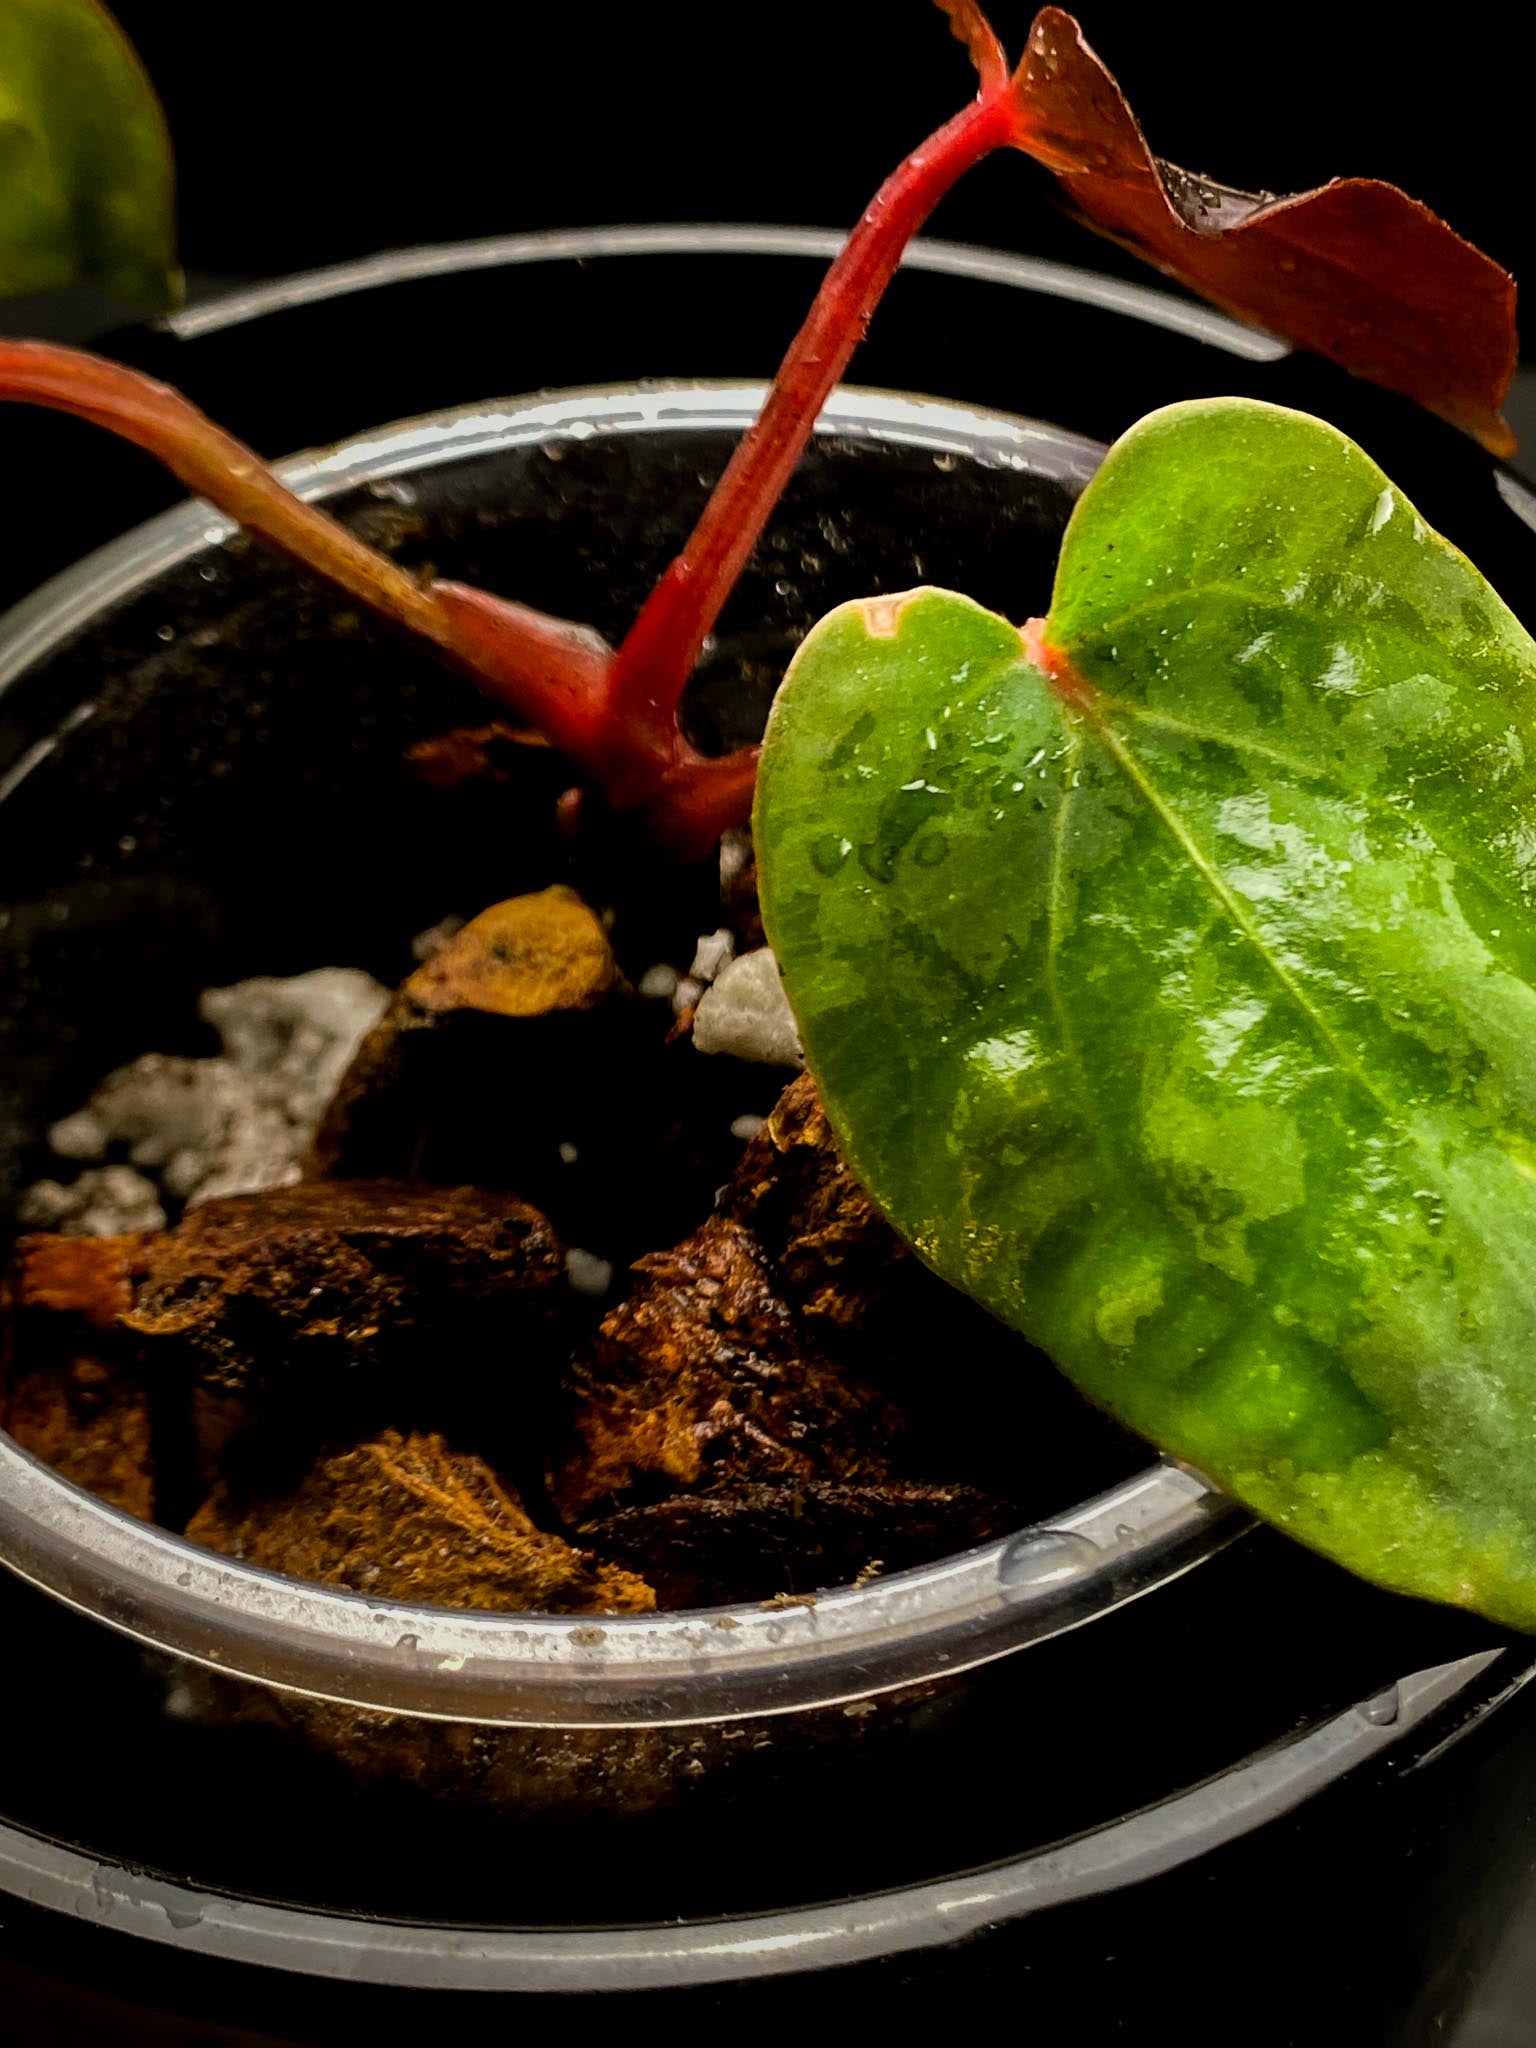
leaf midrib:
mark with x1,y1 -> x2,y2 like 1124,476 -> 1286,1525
1075,694 -> 1432,1175
1022,627 -> 1536,1374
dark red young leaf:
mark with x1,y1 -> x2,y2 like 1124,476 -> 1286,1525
1007,8 -> 1518,453
0,4 -> 1519,866
935,0 -> 1010,95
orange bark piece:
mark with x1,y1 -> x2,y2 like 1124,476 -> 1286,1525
402,885 -> 616,1019
8,1233 -> 148,1334
188,1428 -> 653,1615
4,1235 -> 157,1519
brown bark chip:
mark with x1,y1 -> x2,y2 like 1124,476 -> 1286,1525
119,1179 -> 565,1397
3,1235 -> 157,1518
187,1428 -> 653,1614
550,1076 -> 919,1521
309,886 -> 616,1178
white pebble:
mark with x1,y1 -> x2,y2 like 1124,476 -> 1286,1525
48,1109 -> 108,1160
199,966 -> 390,1134
689,927 -> 736,984
565,1247 -> 614,1296
558,1141 -> 580,1165
692,948 -> 804,1068
23,966 -> 391,1226
730,1114 -> 766,1141
18,1164 -> 167,1237
671,975 -> 704,1016
638,963 -> 679,1001
718,827 -> 753,896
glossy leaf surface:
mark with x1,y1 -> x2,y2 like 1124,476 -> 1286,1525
0,0 -> 177,307
757,397 -> 1536,1629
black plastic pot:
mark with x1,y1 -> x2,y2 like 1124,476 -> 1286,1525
2,231 -> 1536,2043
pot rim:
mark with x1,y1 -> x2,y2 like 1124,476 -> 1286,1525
0,377 -> 1249,1727
0,1647 -> 1502,1987
159,221 -> 1295,363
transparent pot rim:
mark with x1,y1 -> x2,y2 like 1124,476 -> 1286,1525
0,1647 -> 1501,1988
158,220 -> 1295,363
0,370 -> 1248,1727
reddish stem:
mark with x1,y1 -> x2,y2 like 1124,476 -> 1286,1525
0,344 -> 658,775
0,41 -> 1023,854
0,343 -> 454,649
604,87 -> 1019,736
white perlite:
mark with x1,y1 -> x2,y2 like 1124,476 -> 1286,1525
692,948 -> 804,1068
689,926 -> 736,985
198,968 -> 390,1136
18,1164 -> 167,1237
718,826 -> 753,897
48,1053 -> 295,1204
24,966 -> 390,1230
637,963 -> 680,1002
565,1246 -> 615,1296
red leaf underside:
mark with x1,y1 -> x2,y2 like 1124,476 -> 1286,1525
1010,8 -> 1518,453
0,5 -> 1517,855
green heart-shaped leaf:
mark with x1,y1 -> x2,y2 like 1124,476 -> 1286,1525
0,0 -> 178,309
756,396 -> 1536,1630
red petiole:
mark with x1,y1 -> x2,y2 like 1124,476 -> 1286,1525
600,85 -> 1022,739
0,6 -> 1515,853
0,59 -> 1021,853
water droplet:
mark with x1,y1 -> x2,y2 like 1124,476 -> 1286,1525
1357,1683 -> 1400,1727
811,834 -> 853,877
932,452 -> 958,472
997,1527 -> 1100,1592
155,624 -> 175,644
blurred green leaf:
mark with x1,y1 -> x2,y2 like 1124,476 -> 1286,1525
0,0 -> 178,309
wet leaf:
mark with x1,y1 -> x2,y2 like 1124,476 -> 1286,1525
1007,8 -> 1517,452
0,0 -> 178,308
757,396 -> 1536,1630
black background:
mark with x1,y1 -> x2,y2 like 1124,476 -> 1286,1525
100,0 -> 1536,321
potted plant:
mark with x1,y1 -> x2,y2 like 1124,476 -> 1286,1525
0,0 -> 1532,2015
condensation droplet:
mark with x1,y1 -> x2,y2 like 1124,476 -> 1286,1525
1357,1683 -> 1400,1727
997,1527 -> 1100,1592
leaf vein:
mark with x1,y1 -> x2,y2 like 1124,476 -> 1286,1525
1089,714 -> 1412,1142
